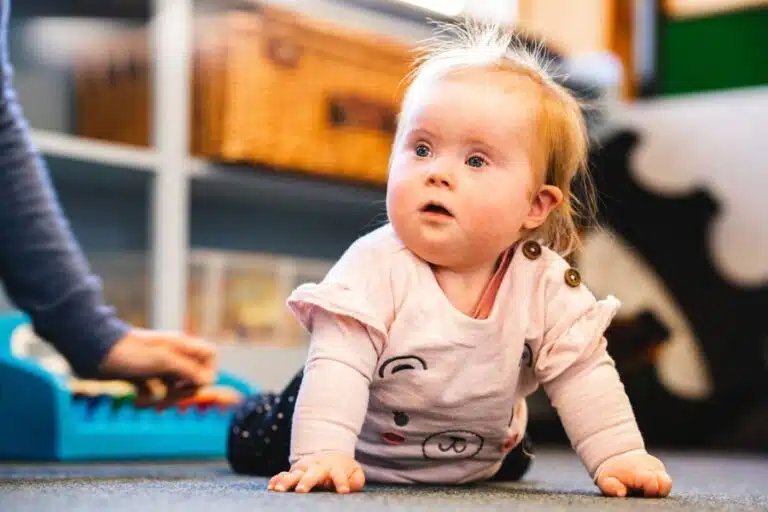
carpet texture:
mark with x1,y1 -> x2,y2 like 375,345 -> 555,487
1,448 -> 767,511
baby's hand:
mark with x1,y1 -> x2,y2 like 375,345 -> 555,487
268,453 -> 365,494
596,452 -> 672,498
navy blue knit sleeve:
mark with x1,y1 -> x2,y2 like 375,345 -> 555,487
0,0 -> 129,377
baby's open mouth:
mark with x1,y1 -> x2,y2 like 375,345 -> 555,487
421,202 -> 453,217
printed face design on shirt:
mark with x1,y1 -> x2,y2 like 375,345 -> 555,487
422,430 -> 485,460
378,355 -> 428,378
382,411 -> 410,446
377,354 -> 485,460
378,355 -> 426,447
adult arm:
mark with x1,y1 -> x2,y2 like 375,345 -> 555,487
0,0 -> 129,377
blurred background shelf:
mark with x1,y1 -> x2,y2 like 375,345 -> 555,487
11,0 -> 254,19
30,133 -> 384,267
31,130 -> 155,198
31,128 -> 386,219
188,161 -> 385,217
30,129 -> 156,171
11,1 -> 152,19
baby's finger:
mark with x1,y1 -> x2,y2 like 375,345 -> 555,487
268,472 -> 288,491
657,471 -> 673,497
268,471 -> 297,491
349,466 -> 366,492
598,476 -> 628,497
295,465 -> 327,493
328,465 -> 351,494
271,469 -> 305,492
635,469 -> 660,497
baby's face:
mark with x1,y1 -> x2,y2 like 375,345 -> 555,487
386,72 -> 544,269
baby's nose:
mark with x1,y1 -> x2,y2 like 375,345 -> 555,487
425,169 -> 453,188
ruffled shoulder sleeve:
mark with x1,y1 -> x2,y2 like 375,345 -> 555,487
525,243 -> 621,384
286,226 -> 400,345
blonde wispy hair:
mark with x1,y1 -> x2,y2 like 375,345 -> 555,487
396,19 -> 597,257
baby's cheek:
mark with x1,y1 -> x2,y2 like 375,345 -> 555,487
468,202 -> 501,224
465,201 -> 521,243
386,154 -> 413,189
386,177 -> 413,218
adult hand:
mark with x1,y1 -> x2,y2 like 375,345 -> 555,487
98,328 -> 217,406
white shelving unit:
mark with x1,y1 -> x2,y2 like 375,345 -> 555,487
150,0 -> 193,331
29,130 -> 157,172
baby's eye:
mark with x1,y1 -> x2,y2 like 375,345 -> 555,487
466,155 -> 487,168
414,144 -> 431,158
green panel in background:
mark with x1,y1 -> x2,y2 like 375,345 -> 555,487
660,7 -> 768,95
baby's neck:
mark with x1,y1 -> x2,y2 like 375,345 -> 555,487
432,258 -> 500,317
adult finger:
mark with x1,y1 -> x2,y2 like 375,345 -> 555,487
163,376 -> 199,397
154,332 -> 216,362
152,380 -> 199,409
132,379 -> 166,408
152,348 -> 210,385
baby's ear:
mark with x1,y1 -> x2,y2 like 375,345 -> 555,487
523,185 -> 563,230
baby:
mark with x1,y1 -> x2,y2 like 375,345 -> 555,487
227,21 -> 672,498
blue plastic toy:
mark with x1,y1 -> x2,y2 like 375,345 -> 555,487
0,311 -> 257,461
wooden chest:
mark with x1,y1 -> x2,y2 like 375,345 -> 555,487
75,6 -> 413,185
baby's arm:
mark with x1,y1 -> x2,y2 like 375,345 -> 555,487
269,310 -> 379,493
541,339 -> 670,497
535,266 -> 672,497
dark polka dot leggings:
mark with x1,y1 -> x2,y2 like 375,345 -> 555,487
227,370 -> 303,476
226,369 -> 534,481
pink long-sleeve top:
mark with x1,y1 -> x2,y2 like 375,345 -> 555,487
286,224 -> 646,484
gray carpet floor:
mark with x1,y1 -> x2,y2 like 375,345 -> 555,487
1,448 -> 767,511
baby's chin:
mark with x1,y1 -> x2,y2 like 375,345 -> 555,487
389,213 -> 476,267
397,227 -> 470,268
393,221 -> 518,270
414,246 -> 461,268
